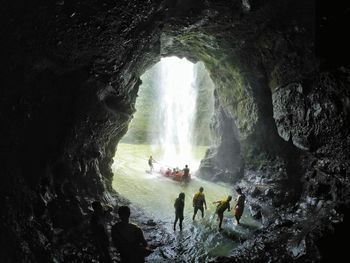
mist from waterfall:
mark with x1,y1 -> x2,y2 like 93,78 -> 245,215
154,57 -> 198,170
121,56 -> 214,171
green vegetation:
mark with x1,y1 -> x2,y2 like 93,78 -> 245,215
192,62 -> 215,145
121,61 -> 214,145
173,31 -> 259,140
215,60 -> 258,138
121,64 -> 161,144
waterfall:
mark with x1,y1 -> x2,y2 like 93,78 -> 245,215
155,57 -> 198,169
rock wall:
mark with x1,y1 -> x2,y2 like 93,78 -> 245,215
1,0 -> 349,262
0,0 -> 165,261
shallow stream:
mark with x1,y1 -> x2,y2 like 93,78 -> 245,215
112,143 -> 261,262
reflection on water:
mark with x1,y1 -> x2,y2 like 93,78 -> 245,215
112,143 -> 261,262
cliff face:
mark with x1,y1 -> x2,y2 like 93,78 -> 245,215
1,0 -> 349,262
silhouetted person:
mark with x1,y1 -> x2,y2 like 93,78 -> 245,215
48,182 -> 84,229
182,164 -> 190,183
148,155 -> 155,172
112,206 -> 152,263
192,186 -> 207,220
174,192 -> 185,231
213,195 -> 232,230
233,187 -> 246,225
90,201 -> 112,263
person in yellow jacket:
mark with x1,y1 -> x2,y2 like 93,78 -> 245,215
213,195 -> 232,230
192,187 -> 207,220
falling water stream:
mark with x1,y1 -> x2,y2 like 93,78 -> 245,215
112,57 -> 261,262
156,57 -> 197,167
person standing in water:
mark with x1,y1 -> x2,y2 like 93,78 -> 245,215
182,164 -> 190,183
148,155 -> 155,172
192,187 -> 207,220
213,195 -> 232,230
174,192 -> 185,231
233,187 -> 246,225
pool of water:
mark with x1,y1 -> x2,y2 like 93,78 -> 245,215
112,143 -> 261,262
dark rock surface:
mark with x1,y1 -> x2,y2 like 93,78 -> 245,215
1,0 -> 349,262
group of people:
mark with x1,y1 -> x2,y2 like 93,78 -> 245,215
174,187 -> 246,231
90,187 -> 246,262
148,155 -> 191,183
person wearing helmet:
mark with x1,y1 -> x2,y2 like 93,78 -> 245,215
192,186 -> 207,220
174,192 -> 185,231
213,195 -> 232,230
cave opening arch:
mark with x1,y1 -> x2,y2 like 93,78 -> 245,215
108,52 -> 267,261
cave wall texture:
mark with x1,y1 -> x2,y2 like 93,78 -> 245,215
0,0 -> 349,262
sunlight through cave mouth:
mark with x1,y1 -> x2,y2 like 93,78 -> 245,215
118,56 -> 215,172
110,57 -> 262,261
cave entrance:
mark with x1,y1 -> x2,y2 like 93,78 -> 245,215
111,57 -> 261,261
119,56 -> 214,170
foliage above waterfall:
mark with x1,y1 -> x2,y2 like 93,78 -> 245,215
192,62 -> 214,145
213,61 -> 258,139
121,64 -> 160,144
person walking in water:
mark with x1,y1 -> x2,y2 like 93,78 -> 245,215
213,195 -> 232,230
192,187 -> 207,220
233,187 -> 246,225
148,155 -> 155,172
182,164 -> 190,183
174,192 -> 185,231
